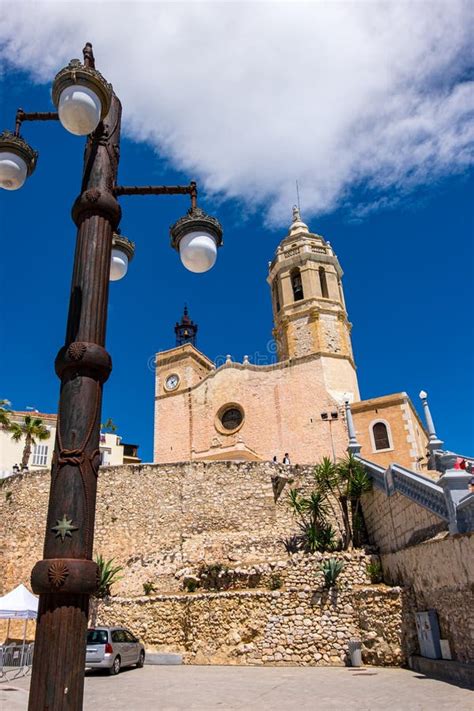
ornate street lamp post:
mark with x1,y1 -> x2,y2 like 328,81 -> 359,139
0,43 -> 222,711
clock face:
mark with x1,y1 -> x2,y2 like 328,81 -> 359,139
165,373 -> 180,391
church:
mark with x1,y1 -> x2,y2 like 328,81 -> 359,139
154,208 -> 428,469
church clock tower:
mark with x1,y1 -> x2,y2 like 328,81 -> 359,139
267,207 -> 359,403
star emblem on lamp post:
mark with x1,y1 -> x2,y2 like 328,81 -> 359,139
51,514 -> 78,541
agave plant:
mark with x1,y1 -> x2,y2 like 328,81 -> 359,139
94,555 -> 123,598
280,534 -> 302,554
320,558 -> 345,588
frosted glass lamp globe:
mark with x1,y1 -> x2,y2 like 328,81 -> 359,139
179,231 -> 217,273
0,151 -> 28,190
110,248 -> 129,281
58,84 -> 102,136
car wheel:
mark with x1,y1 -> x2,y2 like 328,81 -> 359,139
109,656 -> 121,675
136,651 -> 145,668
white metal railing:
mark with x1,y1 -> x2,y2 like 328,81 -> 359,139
0,642 -> 34,681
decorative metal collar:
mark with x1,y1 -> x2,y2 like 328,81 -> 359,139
112,233 -> 135,261
52,59 -> 113,120
170,206 -> 223,251
0,130 -> 38,176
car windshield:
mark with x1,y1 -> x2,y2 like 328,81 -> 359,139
87,629 -> 108,645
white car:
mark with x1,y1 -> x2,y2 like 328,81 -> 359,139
86,626 -> 145,675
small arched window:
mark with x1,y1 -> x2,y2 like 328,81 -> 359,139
372,422 -> 391,450
319,267 -> 329,298
273,280 -> 281,312
291,268 -> 304,301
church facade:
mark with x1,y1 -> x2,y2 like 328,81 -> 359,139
154,210 -> 428,469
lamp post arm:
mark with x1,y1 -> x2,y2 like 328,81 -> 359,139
114,181 -> 198,207
14,109 -> 59,136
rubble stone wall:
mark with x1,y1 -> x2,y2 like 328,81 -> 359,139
95,553 -> 405,667
0,461 -> 335,597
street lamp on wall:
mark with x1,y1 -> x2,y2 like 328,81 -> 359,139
0,42 -> 223,711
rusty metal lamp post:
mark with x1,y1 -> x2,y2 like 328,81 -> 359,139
0,43 -> 222,711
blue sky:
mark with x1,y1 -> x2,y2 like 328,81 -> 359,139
1,4 -> 473,461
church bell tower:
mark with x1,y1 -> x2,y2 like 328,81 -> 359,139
267,207 -> 359,403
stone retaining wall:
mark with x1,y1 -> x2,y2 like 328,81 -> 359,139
0,462 -> 341,597
362,486 -> 447,554
95,553 -> 404,667
381,532 -> 474,663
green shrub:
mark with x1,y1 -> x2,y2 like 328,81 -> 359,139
320,558 -> 345,588
143,580 -> 157,595
184,579 -> 198,593
198,563 -> 229,590
268,573 -> 282,590
366,560 -> 383,584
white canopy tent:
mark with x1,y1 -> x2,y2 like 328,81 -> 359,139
0,584 -> 38,646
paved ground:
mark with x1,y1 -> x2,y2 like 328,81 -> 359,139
1,666 -> 473,710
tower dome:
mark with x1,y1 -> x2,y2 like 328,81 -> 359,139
288,205 -> 310,237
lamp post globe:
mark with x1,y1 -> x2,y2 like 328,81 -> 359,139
179,230 -> 218,273
52,56 -> 112,137
0,131 -> 37,190
57,84 -> 102,136
110,233 -> 135,281
0,151 -> 28,190
171,205 -> 223,274
110,248 -> 129,280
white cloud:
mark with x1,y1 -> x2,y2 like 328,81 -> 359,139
1,0 -> 473,225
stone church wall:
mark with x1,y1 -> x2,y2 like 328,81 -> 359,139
154,356 -> 352,464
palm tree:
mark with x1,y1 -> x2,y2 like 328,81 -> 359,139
100,417 -> 117,433
338,453 -> 372,548
0,399 -> 12,429
313,454 -> 372,549
287,487 -> 335,553
10,414 -> 50,469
